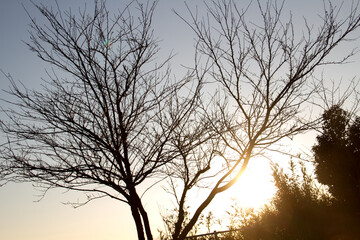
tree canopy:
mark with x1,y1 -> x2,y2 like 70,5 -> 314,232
313,105 -> 360,213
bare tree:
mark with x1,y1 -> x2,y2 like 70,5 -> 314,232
163,99 -> 225,239
0,1 -> 200,240
167,0 -> 360,239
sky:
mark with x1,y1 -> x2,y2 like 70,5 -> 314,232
0,0 -> 360,240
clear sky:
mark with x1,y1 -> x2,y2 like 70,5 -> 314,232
1,0 -> 359,240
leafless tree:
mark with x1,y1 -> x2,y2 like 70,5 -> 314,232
167,0 -> 360,239
163,99 -> 225,239
0,1 -> 201,240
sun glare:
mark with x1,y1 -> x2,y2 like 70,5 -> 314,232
230,160 -> 276,209
206,158 -> 277,225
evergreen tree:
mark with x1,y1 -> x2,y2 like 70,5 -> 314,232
313,105 -> 360,213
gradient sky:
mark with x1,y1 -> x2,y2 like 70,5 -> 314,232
1,0 -> 360,240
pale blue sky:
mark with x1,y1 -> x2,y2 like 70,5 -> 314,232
1,1 -> 360,240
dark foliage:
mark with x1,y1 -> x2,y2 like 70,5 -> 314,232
313,105 -> 360,214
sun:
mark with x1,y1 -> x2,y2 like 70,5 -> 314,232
205,158 -> 277,225
229,159 -> 277,209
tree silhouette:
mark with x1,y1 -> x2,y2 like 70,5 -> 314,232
0,1 -> 200,240
313,105 -> 360,214
168,0 -> 360,239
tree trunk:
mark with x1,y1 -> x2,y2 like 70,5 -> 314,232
138,202 -> 153,240
172,206 -> 185,240
177,193 -> 216,240
130,204 -> 146,240
172,191 -> 187,240
176,154 -> 252,240
129,187 -> 153,240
